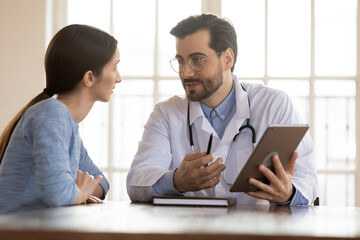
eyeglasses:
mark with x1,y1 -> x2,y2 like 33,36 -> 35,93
169,52 -> 222,73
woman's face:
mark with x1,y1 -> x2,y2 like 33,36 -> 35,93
92,48 -> 121,102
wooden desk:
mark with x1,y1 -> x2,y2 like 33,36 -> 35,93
0,201 -> 359,240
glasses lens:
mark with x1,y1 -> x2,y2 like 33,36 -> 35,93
189,56 -> 203,72
170,59 -> 180,73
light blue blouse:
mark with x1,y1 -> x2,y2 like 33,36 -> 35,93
0,98 -> 109,214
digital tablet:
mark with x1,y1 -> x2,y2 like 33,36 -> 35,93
229,124 -> 309,192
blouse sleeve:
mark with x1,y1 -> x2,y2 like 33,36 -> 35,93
27,106 -> 78,207
78,140 -> 110,199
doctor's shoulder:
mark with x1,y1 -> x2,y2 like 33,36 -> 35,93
154,95 -> 187,114
146,96 -> 186,127
242,83 -> 291,107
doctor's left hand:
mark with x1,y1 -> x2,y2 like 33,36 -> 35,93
246,152 -> 298,204
173,151 -> 226,193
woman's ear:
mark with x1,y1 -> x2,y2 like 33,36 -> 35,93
223,48 -> 234,71
83,71 -> 95,87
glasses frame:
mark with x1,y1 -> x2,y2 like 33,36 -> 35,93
169,52 -> 222,73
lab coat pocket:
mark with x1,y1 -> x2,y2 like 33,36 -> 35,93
223,147 -> 253,185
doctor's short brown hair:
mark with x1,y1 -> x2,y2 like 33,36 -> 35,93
170,13 -> 237,72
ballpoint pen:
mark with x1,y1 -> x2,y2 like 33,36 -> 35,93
205,133 -> 213,167
206,133 -> 213,155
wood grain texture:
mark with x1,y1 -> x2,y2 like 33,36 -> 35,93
0,201 -> 359,240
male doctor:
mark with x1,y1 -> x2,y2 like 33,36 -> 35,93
126,13 -> 318,205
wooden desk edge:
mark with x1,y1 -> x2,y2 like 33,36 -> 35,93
0,230 -> 357,240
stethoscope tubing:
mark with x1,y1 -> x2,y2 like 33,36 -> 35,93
186,85 -> 256,184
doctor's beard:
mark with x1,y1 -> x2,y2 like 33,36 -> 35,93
183,67 -> 223,102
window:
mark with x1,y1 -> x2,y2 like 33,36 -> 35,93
67,0 -> 358,206
68,0 -> 200,201
222,0 -> 357,206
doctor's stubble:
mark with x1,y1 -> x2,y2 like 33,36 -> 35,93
183,63 -> 223,102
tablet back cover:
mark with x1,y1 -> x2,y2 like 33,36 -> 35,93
229,125 -> 309,192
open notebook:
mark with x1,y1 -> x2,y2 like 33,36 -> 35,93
153,195 -> 237,207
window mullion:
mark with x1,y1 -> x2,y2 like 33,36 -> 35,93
264,0 -> 268,85
154,0 -> 159,105
202,0 -> 222,15
355,0 -> 360,207
107,0 -> 115,200
310,0 -> 315,139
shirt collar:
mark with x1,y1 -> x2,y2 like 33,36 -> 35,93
200,84 -> 235,121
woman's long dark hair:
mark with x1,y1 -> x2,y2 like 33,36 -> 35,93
0,24 -> 118,163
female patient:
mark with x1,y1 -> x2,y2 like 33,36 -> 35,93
0,24 -> 121,213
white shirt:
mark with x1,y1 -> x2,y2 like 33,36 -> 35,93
126,76 -> 318,205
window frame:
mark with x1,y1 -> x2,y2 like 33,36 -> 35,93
62,0 -> 360,205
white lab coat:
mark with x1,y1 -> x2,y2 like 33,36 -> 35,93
126,77 -> 318,205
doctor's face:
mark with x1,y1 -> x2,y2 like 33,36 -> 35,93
175,30 -> 224,102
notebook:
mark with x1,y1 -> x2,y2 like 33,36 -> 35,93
152,195 -> 237,207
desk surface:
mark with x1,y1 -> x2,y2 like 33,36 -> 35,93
0,201 -> 360,240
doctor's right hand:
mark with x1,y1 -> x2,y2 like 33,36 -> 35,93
173,152 -> 225,193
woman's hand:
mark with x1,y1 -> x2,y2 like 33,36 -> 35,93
86,195 -> 103,204
74,170 -> 103,205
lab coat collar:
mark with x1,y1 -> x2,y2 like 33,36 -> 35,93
220,74 -> 250,142
189,101 -> 214,134
233,74 -> 250,123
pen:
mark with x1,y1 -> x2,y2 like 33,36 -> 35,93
206,133 -> 213,155
205,133 -> 213,167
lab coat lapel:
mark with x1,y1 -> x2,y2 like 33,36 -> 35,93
189,101 -> 214,134
187,78 -> 250,150
219,79 -> 252,182
221,79 -> 250,144
188,101 -> 215,152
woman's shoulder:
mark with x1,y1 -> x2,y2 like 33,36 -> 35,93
22,98 -> 75,128
30,97 -> 66,110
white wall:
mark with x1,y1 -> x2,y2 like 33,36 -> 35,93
0,0 -> 46,132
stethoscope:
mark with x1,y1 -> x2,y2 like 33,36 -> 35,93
187,85 -> 257,183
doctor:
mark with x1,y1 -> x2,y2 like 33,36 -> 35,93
126,13 -> 318,205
